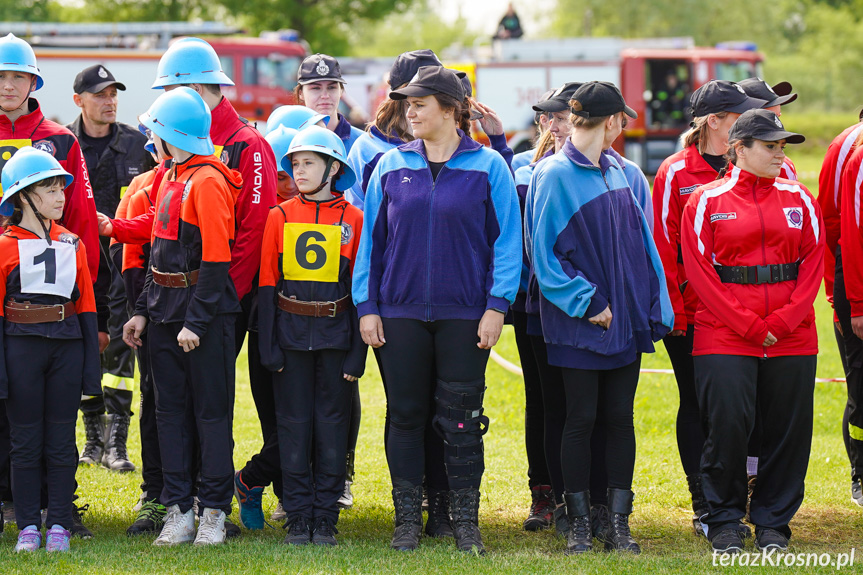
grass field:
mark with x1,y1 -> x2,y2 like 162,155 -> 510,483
2,131 -> 862,572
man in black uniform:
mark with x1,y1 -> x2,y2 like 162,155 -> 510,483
67,65 -> 153,475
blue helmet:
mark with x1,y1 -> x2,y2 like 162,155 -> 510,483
265,126 -> 300,173
284,126 -> 356,192
0,147 -> 73,216
138,87 -> 214,156
265,105 -> 329,136
152,37 -> 234,89
138,124 -> 156,155
0,33 -> 43,91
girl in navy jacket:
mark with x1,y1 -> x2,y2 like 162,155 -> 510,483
353,66 -> 520,555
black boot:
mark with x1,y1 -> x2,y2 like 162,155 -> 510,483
391,485 -> 423,551
604,489 -> 640,554
553,503 -> 569,537
79,413 -> 104,466
590,504 -> 610,544
563,491 -> 592,554
425,489 -> 453,538
450,487 -> 484,555
102,414 -> 136,472
686,474 -> 709,537
523,485 -> 554,531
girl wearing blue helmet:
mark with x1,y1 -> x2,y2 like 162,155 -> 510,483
257,126 -> 366,546
0,148 -> 101,552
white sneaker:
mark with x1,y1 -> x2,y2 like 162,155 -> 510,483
338,480 -> 353,509
153,505 -> 195,546
194,508 -> 226,546
271,501 -> 286,522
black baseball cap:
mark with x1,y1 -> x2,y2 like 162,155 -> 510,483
389,49 -> 442,90
690,80 -> 766,117
728,109 -> 805,143
533,82 -> 583,113
738,77 -> 797,108
570,81 -> 637,119
73,65 -> 126,94
532,90 -> 554,122
389,66 -> 465,101
298,54 -> 346,85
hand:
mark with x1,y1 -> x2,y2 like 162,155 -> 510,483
477,309 -> 505,349
471,99 -> 504,136
122,315 -> 147,349
763,332 -> 778,347
97,212 -> 114,237
835,320 -> 844,337
668,329 -> 686,337
588,306 -> 612,330
852,317 -> 863,340
98,331 -> 110,353
360,314 -> 386,348
344,373 -> 358,382
177,327 -> 201,352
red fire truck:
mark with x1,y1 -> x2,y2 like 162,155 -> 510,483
451,38 -> 764,173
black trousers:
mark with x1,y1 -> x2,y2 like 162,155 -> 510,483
149,315 -> 236,513
511,311 -> 551,488
834,248 -> 863,478
528,334 -> 566,503
663,326 -> 705,478
7,336 -> 83,530
560,358 -> 641,494
695,354 -> 816,537
378,318 -> 489,490
136,332 -> 164,501
273,348 -> 351,521
0,400 -> 10,501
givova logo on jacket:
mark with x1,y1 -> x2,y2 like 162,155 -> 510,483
282,223 -> 340,282
783,207 -> 803,229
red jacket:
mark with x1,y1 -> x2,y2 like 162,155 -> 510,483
110,98 -> 276,301
819,122 -> 863,306
0,99 -> 99,280
839,144 -> 863,317
681,166 -> 824,357
652,144 -> 719,330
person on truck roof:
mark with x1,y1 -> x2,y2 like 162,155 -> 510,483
651,79 -> 765,539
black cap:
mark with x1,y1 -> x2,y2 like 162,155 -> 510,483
738,77 -> 797,108
389,66 -> 465,101
298,54 -> 346,85
73,65 -> 126,94
532,82 -> 583,113
570,81 -> 637,119
389,49 -> 442,90
728,109 -> 805,144
690,80 -> 766,117
532,90 -> 554,122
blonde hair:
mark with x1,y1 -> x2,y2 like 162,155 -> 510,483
531,129 -> 555,163
682,112 -> 729,153
372,97 -> 412,142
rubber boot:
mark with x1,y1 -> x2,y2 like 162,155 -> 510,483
604,488 -> 640,553
391,485 -> 423,551
78,413 -> 104,466
102,414 -> 136,472
424,489 -> 453,538
563,491 -> 592,554
450,487 -> 484,555
686,474 -> 709,537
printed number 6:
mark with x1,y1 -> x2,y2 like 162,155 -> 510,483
295,230 -> 327,270
33,246 -> 57,284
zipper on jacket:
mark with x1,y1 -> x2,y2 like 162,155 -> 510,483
751,179 -> 770,358
306,201 -> 322,350
426,169 -> 439,322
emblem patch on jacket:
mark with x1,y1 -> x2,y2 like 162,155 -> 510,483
339,222 -> 353,245
32,140 -> 56,156
710,212 -> 737,222
783,207 -> 803,229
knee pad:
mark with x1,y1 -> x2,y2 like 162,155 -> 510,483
432,379 -> 489,441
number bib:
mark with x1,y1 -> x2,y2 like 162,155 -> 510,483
282,223 -> 340,282
18,239 -> 76,298
153,180 -> 186,240
0,139 -> 32,193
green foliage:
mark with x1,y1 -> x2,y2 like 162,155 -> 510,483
0,0 -> 57,21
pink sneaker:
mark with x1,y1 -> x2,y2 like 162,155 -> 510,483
15,528 -> 42,552
45,526 -> 71,552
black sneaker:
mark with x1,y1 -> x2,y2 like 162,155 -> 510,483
755,528 -> 788,552
72,504 -> 94,539
224,516 -> 241,539
283,516 -> 312,546
312,516 -> 338,546
126,500 -> 166,536
711,525 -> 744,555
852,476 -> 863,507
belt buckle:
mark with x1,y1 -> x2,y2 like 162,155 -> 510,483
180,273 -> 190,288
326,301 -> 338,318
756,265 -> 771,285
57,304 -> 66,321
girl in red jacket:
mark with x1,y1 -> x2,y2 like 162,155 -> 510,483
681,109 -> 824,555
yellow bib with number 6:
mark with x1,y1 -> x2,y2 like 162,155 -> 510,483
282,223 -> 341,282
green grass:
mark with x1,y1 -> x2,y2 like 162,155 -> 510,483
3,136 -> 862,570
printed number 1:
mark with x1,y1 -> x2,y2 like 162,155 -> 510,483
33,247 -> 57,284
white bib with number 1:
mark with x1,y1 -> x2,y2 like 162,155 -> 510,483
18,239 -> 76,298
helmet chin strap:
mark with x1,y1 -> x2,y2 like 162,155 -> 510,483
0,85 -> 32,114
21,191 -> 52,246
300,157 -> 336,196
